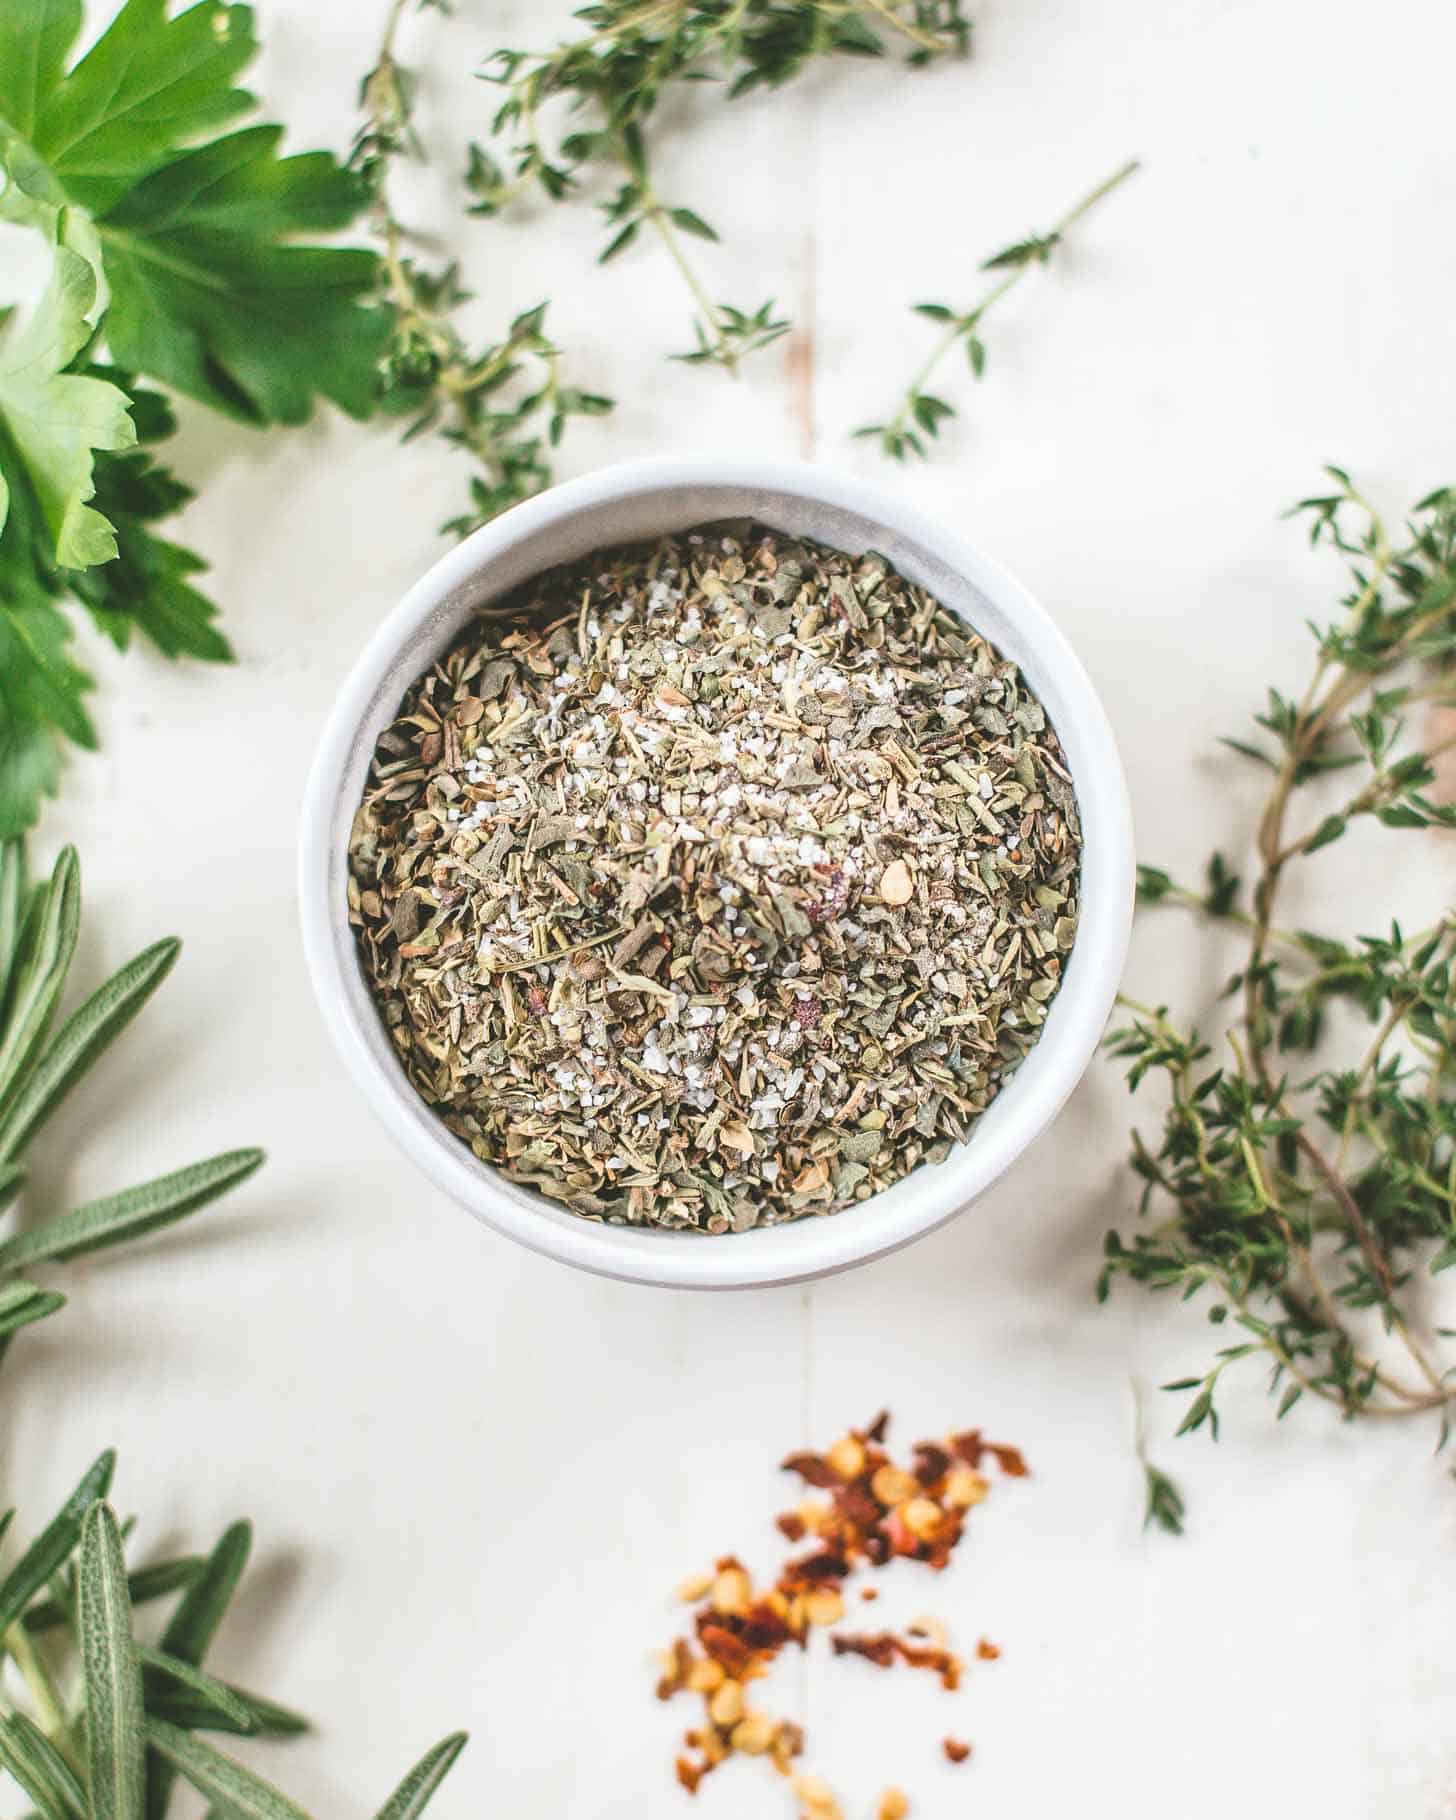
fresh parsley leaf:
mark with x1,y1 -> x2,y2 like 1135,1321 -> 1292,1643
95,125 -> 387,424
70,378 -> 228,663
0,0 -> 387,429
0,245 -> 136,568
0,556 -> 96,840
0,0 -> 257,214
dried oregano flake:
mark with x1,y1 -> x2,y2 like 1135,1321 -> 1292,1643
347,522 -> 1081,1231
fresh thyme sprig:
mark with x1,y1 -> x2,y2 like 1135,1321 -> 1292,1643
470,0 -> 970,371
1103,474 -> 1456,1450
856,158 -> 1138,459
354,0 -> 613,534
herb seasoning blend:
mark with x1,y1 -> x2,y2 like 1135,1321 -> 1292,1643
347,524 -> 1081,1232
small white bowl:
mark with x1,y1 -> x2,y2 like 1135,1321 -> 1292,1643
299,457 -> 1133,1290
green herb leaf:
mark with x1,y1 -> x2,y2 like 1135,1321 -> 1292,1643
0,1447 -> 115,1633
0,841 -> 79,1119
669,207 -> 717,242
0,932 -> 180,1168
0,1146 -> 264,1270
0,1711 -> 88,1820
372,1733 -> 469,1820
138,1645 -> 255,1733
0,496 -> 97,836
0,1278 -> 66,1335
97,127 -> 387,425
0,245 -> 136,569
158,1519 -> 250,1666
0,838 -> 28,1007
145,1719 -> 313,1820
79,1501 -> 147,1820
1304,813 -> 1347,853
25,1554 -> 204,1634
0,0 -> 258,215
1141,1461 -> 1186,1535
149,1682 -> 308,1739
144,1515 -> 253,1816
69,380 -> 228,662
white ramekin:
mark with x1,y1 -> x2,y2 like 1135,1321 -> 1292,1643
299,458 -> 1133,1289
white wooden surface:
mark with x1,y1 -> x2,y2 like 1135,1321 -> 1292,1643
14,0 -> 1456,1815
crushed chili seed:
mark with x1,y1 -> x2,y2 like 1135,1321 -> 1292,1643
656,1413 -> 1027,1812
943,1738 -> 973,1765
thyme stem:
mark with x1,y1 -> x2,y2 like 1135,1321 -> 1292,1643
866,158 -> 1139,459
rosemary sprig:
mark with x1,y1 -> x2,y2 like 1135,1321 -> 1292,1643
471,0 -> 970,371
1103,474 -> 1456,1450
857,158 -> 1138,459
0,1459 -> 465,1818
0,838 -> 468,1816
353,0 -> 613,534
0,840 -> 265,1363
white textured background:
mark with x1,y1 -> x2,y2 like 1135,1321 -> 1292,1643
11,0 -> 1456,1815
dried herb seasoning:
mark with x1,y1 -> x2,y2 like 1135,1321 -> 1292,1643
348,524 -> 1081,1230
656,1413 -> 1025,1815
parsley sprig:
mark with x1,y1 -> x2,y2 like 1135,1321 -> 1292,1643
0,0 -> 389,836
354,0 -> 614,535
858,158 -> 1138,458
1104,474 -> 1456,1447
470,0 -> 969,371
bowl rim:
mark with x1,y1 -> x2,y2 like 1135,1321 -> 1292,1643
298,455 -> 1134,1290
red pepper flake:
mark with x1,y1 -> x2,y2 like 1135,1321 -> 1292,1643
860,1586 -> 879,1603
943,1737 -> 972,1765
977,1638 -> 1001,1661
949,1430 -> 1029,1477
912,1442 -> 951,1485
656,1413 -> 1027,1807
782,1451 -> 843,1489
831,1629 -> 962,1691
